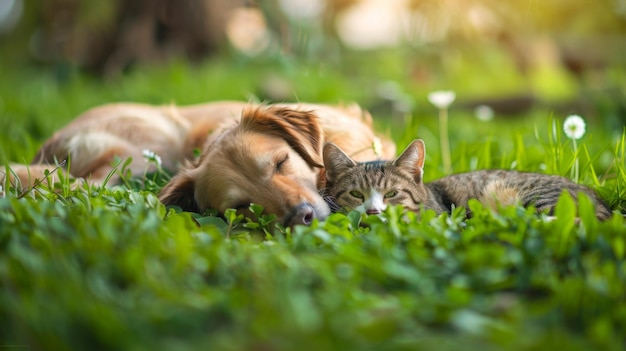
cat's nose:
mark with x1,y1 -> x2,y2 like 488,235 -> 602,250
366,209 -> 381,215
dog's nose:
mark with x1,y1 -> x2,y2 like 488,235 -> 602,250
285,202 -> 316,227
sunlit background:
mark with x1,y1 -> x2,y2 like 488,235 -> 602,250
0,0 -> 625,127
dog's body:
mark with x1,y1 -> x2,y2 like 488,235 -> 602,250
31,102 -> 247,181
3,101 -> 395,226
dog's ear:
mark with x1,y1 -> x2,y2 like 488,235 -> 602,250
241,106 -> 324,168
158,169 -> 200,212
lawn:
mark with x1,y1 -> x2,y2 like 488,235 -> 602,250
1,54 -> 625,351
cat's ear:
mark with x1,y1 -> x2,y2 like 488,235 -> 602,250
393,139 -> 426,181
323,142 -> 356,182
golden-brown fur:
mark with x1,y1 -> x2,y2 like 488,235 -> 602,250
1,163 -> 68,194
159,104 -> 396,226
3,101 -> 395,226
31,102 -> 247,181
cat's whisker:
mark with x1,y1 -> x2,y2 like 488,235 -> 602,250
321,192 -> 343,213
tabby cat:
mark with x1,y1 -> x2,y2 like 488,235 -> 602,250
322,139 -> 612,220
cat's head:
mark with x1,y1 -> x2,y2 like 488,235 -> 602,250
323,139 -> 428,215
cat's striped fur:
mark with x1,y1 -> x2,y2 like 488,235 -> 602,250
323,139 -> 612,220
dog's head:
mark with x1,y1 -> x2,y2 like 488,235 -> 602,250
159,106 -> 331,227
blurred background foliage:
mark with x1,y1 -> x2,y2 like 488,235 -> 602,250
1,3 -> 626,349
0,0 -> 625,154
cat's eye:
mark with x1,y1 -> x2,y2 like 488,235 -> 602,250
349,190 -> 364,199
385,190 -> 397,198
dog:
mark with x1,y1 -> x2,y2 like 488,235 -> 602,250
3,101 -> 395,226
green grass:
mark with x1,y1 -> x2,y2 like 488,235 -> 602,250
1,56 -> 625,351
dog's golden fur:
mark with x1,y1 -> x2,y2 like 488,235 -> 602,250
2,101 -> 395,226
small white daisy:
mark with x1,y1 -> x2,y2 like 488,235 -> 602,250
474,105 -> 494,122
142,149 -> 162,167
563,114 -> 586,140
428,90 -> 456,109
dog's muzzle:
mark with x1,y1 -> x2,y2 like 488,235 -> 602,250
284,202 -> 319,227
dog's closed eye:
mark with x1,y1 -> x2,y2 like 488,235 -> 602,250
275,154 -> 289,173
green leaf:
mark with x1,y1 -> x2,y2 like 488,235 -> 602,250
347,210 -> 362,230
195,216 -> 228,231
553,191 -> 577,256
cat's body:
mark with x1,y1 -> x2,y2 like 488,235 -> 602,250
426,170 -> 610,218
323,140 -> 612,220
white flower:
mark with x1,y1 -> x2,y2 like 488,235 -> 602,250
142,149 -> 162,167
428,90 -> 456,109
372,137 -> 383,157
563,114 -> 586,140
474,105 -> 494,122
